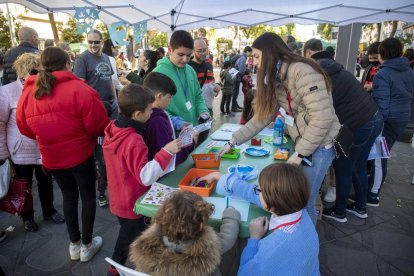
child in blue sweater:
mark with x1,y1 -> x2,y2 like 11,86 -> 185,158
200,163 -> 320,276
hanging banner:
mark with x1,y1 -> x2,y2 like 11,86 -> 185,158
74,7 -> 100,35
133,21 -> 147,44
108,21 -> 129,46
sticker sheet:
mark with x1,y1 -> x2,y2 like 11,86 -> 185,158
141,182 -> 180,205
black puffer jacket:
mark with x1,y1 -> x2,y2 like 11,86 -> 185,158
2,42 -> 39,85
312,51 -> 378,131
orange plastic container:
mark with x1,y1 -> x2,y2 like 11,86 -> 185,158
192,153 -> 221,169
178,168 -> 217,197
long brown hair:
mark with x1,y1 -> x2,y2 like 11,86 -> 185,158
252,32 -> 331,121
34,47 -> 69,99
259,163 -> 310,216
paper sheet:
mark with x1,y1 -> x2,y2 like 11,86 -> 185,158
204,197 -> 250,221
258,127 -> 273,137
141,182 -> 179,205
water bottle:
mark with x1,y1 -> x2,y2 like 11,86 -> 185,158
273,116 -> 284,146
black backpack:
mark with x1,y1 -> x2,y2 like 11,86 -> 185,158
230,54 -> 240,68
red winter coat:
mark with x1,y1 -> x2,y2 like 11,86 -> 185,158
103,121 -> 173,219
16,71 -> 109,169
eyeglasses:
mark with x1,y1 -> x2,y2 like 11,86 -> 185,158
195,48 -> 207,54
88,40 -> 101,45
253,186 -> 262,195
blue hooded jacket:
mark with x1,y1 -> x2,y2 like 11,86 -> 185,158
372,57 -> 414,122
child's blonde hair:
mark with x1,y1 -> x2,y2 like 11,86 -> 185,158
259,163 -> 309,215
153,191 -> 214,242
13,53 -> 40,78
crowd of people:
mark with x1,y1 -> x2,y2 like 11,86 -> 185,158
0,24 -> 413,276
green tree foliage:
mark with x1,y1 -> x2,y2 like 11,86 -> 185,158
149,32 -> 168,49
0,9 -> 21,49
317,24 -> 333,41
240,24 -> 296,41
59,18 -> 84,43
95,22 -> 110,40
240,25 -> 267,40
216,37 -> 233,51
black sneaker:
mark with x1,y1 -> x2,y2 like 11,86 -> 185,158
98,195 -> 108,207
0,231 -> 6,242
346,203 -> 368,219
44,211 -> 65,224
24,219 -> 39,232
367,192 -> 379,207
322,207 -> 347,223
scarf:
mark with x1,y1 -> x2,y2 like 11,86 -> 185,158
115,114 -> 146,136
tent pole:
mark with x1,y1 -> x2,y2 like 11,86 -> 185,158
335,23 -> 362,74
6,4 -> 17,47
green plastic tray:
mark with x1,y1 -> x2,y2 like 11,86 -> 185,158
208,146 -> 240,159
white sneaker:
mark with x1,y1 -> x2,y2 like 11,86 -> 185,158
324,187 -> 336,203
69,242 -> 81,261
80,236 -> 103,262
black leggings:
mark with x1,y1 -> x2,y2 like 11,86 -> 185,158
13,164 -> 56,220
112,216 -> 150,265
48,156 -> 96,244
221,94 -> 232,113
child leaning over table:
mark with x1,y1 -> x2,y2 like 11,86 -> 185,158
199,163 -> 320,276
102,83 -> 182,275
129,190 -> 241,276
143,72 -> 198,166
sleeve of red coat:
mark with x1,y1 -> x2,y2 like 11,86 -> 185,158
16,90 -> 36,140
125,139 -> 173,186
80,88 -> 110,138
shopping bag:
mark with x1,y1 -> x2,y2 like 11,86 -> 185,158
0,159 -> 11,199
368,136 -> 390,160
0,177 -> 33,216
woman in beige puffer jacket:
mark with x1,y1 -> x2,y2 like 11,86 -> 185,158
220,32 -> 340,225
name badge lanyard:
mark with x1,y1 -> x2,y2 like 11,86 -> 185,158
174,66 -> 189,102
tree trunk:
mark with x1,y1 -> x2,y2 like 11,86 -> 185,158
375,23 -> 381,42
48,12 -> 59,43
389,21 -> 399,38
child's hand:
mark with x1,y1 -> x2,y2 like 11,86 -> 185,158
192,131 -> 200,145
249,216 -> 269,239
163,138 -> 182,154
198,172 -> 222,183
364,84 -> 373,92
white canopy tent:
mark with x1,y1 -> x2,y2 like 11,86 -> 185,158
1,0 -> 413,32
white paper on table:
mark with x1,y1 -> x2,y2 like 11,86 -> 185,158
204,197 -> 250,221
237,143 -> 248,153
141,182 -> 180,205
258,127 -> 273,137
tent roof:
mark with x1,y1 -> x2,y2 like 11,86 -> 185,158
2,0 -> 414,31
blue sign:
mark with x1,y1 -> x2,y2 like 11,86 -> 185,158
74,7 -> 100,34
133,21 -> 147,43
108,21 -> 129,46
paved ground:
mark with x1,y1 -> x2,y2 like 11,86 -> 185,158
1,91 -> 413,276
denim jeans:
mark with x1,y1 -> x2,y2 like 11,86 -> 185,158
333,112 -> 383,213
48,156 -> 96,244
368,120 -> 409,195
231,80 -> 241,109
303,146 -> 335,225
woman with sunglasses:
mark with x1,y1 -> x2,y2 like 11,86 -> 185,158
0,53 -> 65,232
218,32 -> 340,225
